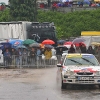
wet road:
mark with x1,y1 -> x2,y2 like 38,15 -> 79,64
0,67 -> 100,100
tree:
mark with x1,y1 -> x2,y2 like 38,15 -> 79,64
9,0 -> 37,21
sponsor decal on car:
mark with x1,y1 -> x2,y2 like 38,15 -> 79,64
67,54 -> 82,58
74,68 -> 97,73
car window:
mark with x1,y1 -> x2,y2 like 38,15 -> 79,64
64,55 -> 99,66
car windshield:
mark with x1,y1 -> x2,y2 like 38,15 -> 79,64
64,55 -> 99,66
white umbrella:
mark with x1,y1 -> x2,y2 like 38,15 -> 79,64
72,38 -> 86,44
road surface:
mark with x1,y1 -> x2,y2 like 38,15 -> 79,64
0,67 -> 100,100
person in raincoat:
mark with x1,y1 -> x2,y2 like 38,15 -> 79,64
44,48 -> 52,59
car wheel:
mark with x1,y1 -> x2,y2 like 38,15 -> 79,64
61,80 -> 66,89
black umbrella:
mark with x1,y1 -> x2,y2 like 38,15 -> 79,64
57,40 -> 66,45
55,45 -> 68,51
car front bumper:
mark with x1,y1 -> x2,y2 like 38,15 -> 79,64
62,75 -> 100,85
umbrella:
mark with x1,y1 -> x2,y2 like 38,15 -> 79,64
72,38 -> 86,44
57,40 -> 66,44
0,44 -> 3,49
9,39 -> 23,47
55,45 -> 68,51
23,39 -> 36,45
91,42 -> 100,46
45,45 -> 53,49
29,43 -> 40,48
0,42 -> 12,48
16,45 -> 27,49
74,42 -> 86,47
39,43 -> 45,48
64,41 -> 73,45
42,39 -> 55,45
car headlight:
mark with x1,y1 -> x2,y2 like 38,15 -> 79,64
95,71 -> 100,75
66,69 -> 74,75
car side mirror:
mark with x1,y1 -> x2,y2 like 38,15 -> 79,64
57,63 -> 62,67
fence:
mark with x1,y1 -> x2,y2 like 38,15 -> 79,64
0,55 -> 62,69
39,6 -> 100,13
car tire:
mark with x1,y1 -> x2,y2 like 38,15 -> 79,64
61,80 -> 66,89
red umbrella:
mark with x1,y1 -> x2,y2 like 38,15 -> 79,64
42,39 -> 55,45
64,41 -> 73,45
74,42 -> 86,47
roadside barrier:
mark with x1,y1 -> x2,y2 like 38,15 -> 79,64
0,55 -> 62,69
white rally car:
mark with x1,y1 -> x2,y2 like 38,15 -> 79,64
57,53 -> 100,89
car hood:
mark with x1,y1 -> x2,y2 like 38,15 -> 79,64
63,65 -> 100,72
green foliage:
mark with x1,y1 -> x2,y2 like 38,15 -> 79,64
1,8 -> 100,39
0,9 -> 11,21
9,0 -> 36,21
37,10 -> 100,39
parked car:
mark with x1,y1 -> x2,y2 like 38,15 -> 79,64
57,53 -> 100,89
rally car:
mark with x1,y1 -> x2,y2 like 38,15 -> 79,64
57,53 -> 100,89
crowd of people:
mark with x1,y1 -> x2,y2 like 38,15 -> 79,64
1,45 -> 57,68
1,41 -> 100,68
67,43 -> 100,62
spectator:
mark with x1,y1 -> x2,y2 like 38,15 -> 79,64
97,46 -> 100,63
11,48 -> 17,68
51,47 -> 57,61
68,44 -> 75,53
29,47 -> 36,66
36,47 -> 42,63
94,45 -> 98,55
56,48 -> 63,55
3,49 -> 11,68
87,45 -> 94,54
22,48 -> 28,65
36,47 -> 41,56
75,46 -> 81,53
16,48 -> 22,68
79,43 -> 87,53
44,48 -> 52,59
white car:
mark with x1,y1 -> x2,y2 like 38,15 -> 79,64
57,53 -> 100,89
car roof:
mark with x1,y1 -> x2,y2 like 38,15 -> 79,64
66,53 -> 94,58
67,53 -> 93,56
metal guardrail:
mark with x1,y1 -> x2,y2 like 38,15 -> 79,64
56,6 -> 100,12
0,55 -> 62,69
39,6 -> 100,12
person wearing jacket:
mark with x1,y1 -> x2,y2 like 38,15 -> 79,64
44,48 -> 52,59
3,48 -> 11,68
87,45 -> 94,54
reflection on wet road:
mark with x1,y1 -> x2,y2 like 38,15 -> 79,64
0,67 -> 100,100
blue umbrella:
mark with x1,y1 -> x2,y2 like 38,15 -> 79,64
0,42 -> 12,49
9,39 -> 24,48
83,0 -> 90,4
0,44 -> 3,49
16,45 -> 27,49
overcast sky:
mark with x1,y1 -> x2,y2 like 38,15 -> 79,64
0,0 -> 8,4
